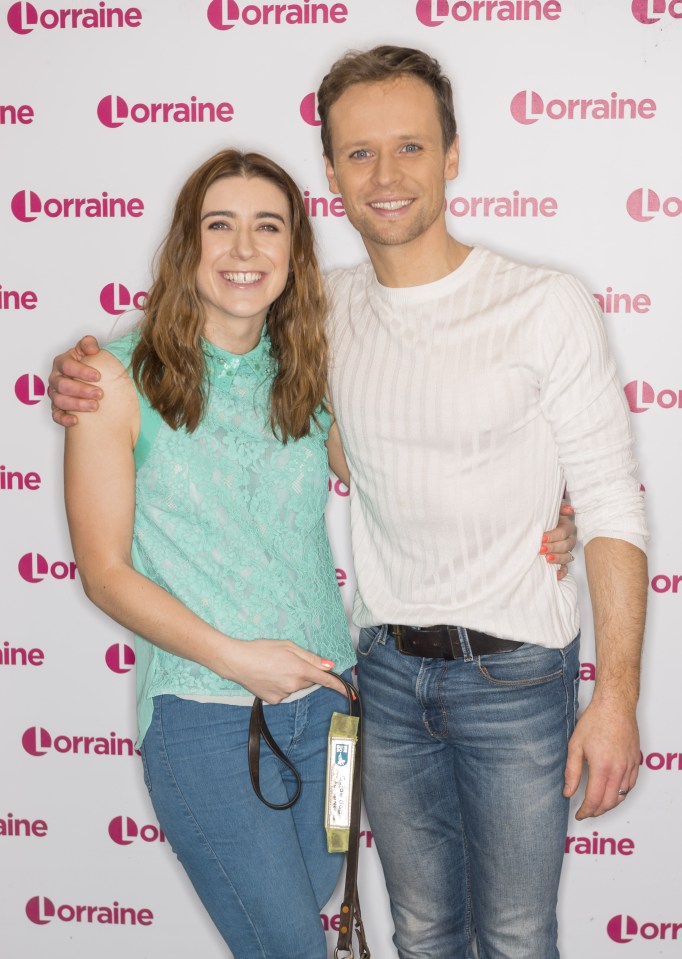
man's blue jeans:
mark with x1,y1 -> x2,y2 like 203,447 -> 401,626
357,626 -> 580,959
140,681 -> 350,958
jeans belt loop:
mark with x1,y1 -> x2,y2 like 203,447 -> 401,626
457,625 -> 474,663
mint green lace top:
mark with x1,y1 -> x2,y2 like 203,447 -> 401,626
105,330 -> 355,743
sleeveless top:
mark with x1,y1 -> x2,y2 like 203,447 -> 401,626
105,329 -> 355,743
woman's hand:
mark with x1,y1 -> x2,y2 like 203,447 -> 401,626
224,639 -> 348,703
541,503 -> 577,581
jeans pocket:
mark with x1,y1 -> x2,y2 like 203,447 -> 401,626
357,625 -> 386,659
477,643 -> 564,688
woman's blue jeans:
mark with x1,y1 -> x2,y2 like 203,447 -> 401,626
357,626 -> 580,959
140,680 -> 350,958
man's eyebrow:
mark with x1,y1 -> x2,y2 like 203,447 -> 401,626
336,134 -> 431,151
200,210 -> 287,224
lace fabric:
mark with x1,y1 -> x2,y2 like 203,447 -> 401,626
105,331 -> 355,740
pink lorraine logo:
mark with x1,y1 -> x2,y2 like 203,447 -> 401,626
108,815 -> 137,844
11,190 -> 41,222
7,1 -> 143,34
17,552 -> 77,583
607,913 -> 682,942
631,0 -> 667,23
624,380 -> 682,413
97,94 -> 128,128
416,0 -> 449,25
105,643 -> 136,674
207,0 -> 238,28
109,815 -> 166,844
624,380 -> 654,413
26,895 -> 55,924
627,188 -> 682,222
300,92 -> 320,126
510,90 -> 543,125
22,726 -> 52,756
100,282 -> 147,315
7,2 -> 37,34
608,914 -> 639,943
14,373 -> 46,405
626,188 -> 660,221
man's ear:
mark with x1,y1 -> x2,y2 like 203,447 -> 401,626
324,153 -> 340,195
445,135 -> 460,181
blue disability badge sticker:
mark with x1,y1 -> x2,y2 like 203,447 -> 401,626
326,735 -> 356,833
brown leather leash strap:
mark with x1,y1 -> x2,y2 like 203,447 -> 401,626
248,697 -> 302,810
248,676 -> 370,958
333,674 -> 370,959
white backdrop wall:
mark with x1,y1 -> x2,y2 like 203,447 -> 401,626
1,1 -> 681,955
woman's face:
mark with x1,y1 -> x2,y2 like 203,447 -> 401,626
197,175 -> 292,346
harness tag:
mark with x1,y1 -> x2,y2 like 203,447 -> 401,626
325,712 -> 358,852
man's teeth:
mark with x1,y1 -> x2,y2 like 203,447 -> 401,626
223,272 -> 263,283
370,200 -> 412,210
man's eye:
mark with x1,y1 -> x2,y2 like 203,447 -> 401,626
402,143 -> 421,153
350,149 -> 370,159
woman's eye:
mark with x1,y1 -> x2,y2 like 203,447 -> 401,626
207,220 -> 228,230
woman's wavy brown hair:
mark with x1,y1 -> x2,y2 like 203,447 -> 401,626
131,149 -> 328,441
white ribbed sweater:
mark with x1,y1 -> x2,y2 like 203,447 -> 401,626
326,246 -> 648,648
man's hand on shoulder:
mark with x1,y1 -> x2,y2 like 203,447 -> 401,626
48,335 -> 103,426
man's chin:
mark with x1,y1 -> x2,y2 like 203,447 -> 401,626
353,218 -> 426,249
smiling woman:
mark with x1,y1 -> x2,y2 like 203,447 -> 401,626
197,176 -> 292,352
61,149 -> 356,958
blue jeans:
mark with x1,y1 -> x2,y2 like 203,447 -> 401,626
140,679 -> 350,958
357,626 -> 580,959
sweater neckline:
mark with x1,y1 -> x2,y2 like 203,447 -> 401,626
369,245 -> 485,305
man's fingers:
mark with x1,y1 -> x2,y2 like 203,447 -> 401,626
49,371 -> 102,403
60,354 -> 102,384
51,408 -> 80,428
575,756 -> 635,819
78,335 -> 101,355
563,740 -> 583,799
51,390 -> 100,413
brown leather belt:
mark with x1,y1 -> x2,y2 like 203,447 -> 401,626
387,624 -> 523,659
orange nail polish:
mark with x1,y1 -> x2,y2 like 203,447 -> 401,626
547,554 -> 555,562
540,545 -> 548,554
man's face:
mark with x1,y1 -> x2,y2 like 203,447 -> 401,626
324,75 -> 459,250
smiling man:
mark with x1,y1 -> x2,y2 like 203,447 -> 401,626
315,46 -> 648,959
47,45 -> 647,959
